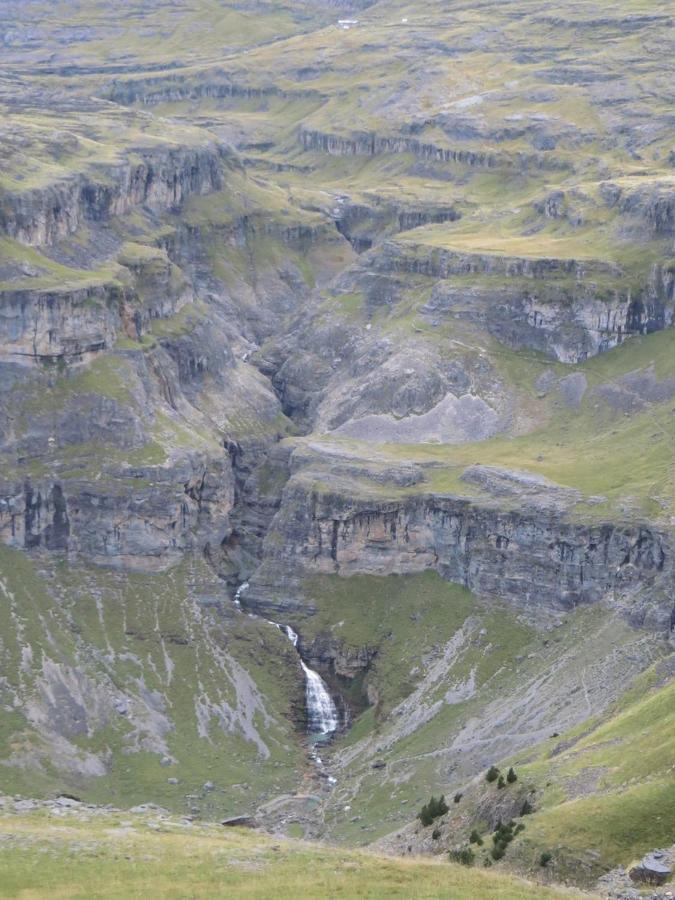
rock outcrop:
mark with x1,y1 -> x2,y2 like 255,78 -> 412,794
0,459 -> 234,570
0,143 -> 225,246
366,241 -> 675,363
0,250 -> 192,364
299,127 -> 569,172
248,474 -> 672,628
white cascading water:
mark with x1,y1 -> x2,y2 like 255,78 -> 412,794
233,581 -> 249,606
275,624 -> 339,737
231,583 -> 339,739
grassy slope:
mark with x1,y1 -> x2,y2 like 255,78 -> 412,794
0,809 -> 588,900
299,572 -> 529,721
287,573 -> 667,849
509,666 -> 675,878
398,662 -> 675,884
0,0 -> 334,71
0,545 -> 304,817
334,646 -> 673,886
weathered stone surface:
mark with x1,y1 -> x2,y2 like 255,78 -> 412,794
299,127 -> 568,172
331,392 -> 500,444
414,254 -> 675,364
0,143 -> 225,247
629,850 -> 673,885
248,473 -> 671,623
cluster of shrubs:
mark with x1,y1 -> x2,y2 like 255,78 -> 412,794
453,818 -> 527,867
449,847 -> 475,866
418,795 -> 449,827
485,766 -> 517,788
451,830 -> 551,870
423,767 -> 542,870
490,819 -> 524,860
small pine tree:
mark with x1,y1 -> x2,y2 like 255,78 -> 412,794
497,775 -> 506,789
540,852 -> 553,867
491,845 -> 505,861
485,766 -> 500,783
520,799 -> 534,815
506,767 -> 517,783
437,795 -> 449,816
453,792 -> 462,804
469,829 -> 483,845
418,798 -> 434,826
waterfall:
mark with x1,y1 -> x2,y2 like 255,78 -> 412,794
231,583 -> 339,740
274,624 -> 339,737
233,582 -> 249,606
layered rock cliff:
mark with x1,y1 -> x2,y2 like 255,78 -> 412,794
0,0 -> 673,860
0,143 -> 225,247
298,127 -> 570,172
247,470 -> 672,630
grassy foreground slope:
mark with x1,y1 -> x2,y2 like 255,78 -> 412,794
382,659 -> 674,884
0,807 -> 588,900
509,664 -> 675,879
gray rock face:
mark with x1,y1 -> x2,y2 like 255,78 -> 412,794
0,143 -> 225,247
0,285 -> 121,364
0,458 -> 234,570
250,476 -> 671,623
396,246 -> 675,363
333,197 -> 460,252
0,254 -> 192,365
331,392 -> 500,444
460,465 -> 581,508
629,850 -> 673,885
221,814 -> 258,828
614,181 -> 675,236
299,127 -> 568,172
107,78 -> 290,108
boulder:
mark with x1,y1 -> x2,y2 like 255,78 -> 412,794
221,815 -> 258,828
629,850 -> 673,885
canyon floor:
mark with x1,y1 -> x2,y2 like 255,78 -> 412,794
0,0 -> 673,896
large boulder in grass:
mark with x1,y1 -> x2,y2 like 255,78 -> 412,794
629,850 -> 672,885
